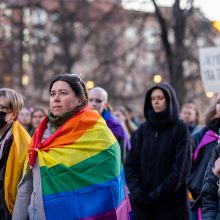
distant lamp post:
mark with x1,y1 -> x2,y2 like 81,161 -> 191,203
212,21 -> 220,32
86,80 -> 95,89
153,74 -> 162,84
3,75 -> 12,85
22,74 -> 29,86
206,92 -> 214,98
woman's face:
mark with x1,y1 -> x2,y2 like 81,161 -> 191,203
19,108 -> 32,126
0,96 -> 16,128
32,110 -> 45,129
151,89 -> 167,112
88,90 -> 106,114
50,81 -> 82,116
114,110 -> 126,122
180,106 -> 196,125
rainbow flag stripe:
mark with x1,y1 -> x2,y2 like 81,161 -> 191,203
29,108 -> 131,220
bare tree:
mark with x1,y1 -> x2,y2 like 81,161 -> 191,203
3,0 -> 216,111
2,0 -> 150,108
151,0 -> 195,105
0,4 -> 24,89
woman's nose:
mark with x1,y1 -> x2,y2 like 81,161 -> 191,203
89,100 -> 96,105
91,102 -> 97,108
54,94 -> 60,101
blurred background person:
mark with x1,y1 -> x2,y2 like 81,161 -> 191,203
125,106 -> 141,127
30,107 -> 47,136
192,105 -> 219,148
88,87 -> 131,163
113,105 -> 138,138
188,93 -> 220,220
18,106 -> 33,135
180,102 -> 200,134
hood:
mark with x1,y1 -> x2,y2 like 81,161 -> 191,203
144,82 -> 179,123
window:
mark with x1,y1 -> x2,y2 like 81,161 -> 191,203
32,9 -> 47,25
125,26 -> 137,40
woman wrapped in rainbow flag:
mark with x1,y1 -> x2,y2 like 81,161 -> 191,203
0,88 -> 31,220
13,73 -> 131,220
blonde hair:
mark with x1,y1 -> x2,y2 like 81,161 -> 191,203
89,87 -> 108,102
0,88 -> 24,112
181,102 -> 200,125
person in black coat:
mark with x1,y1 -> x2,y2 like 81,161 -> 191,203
188,108 -> 220,206
188,93 -> 220,218
201,142 -> 220,219
125,82 -> 192,220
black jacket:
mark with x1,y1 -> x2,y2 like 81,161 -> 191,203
0,128 -> 13,220
201,143 -> 220,220
188,141 -> 216,201
188,118 -> 220,203
125,83 -> 192,220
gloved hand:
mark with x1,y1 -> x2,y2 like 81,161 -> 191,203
134,191 -> 155,208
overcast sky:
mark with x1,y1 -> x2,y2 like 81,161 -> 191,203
122,0 -> 220,21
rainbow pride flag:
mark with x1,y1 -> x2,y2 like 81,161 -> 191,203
28,108 -> 131,220
5,120 -> 31,214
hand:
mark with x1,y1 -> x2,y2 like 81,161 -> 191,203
213,157 -> 220,177
135,191 -> 155,208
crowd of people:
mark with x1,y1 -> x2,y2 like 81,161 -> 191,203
1,72 -> 220,220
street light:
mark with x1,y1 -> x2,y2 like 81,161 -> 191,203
153,74 -> 162,84
3,75 -> 12,86
206,92 -> 214,98
86,80 -> 95,89
22,74 -> 29,86
212,21 -> 220,32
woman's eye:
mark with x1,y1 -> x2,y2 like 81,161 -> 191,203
60,92 -> 67,96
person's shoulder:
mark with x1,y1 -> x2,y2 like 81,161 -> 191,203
136,121 -> 147,130
192,126 -> 205,135
172,119 -> 190,135
192,127 -> 206,139
175,119 -> 187,129
130,122 -> 147,142
133,121 -> 148,137
106,112 -> 124,129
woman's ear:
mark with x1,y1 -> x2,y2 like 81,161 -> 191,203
104,101 -> 108,108
12,110 -> 18,121
77,98 -> 83,107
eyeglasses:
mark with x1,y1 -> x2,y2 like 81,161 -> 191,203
88,98 -> 104,104
0,104 -> 8,112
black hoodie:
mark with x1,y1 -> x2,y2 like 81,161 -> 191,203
125,82 -> 192,220
144,82 -> 179,126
